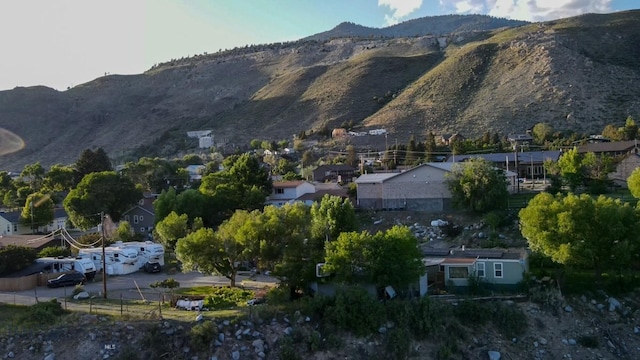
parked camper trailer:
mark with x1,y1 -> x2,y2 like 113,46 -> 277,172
78,245 -> 140,276
35,257 -> 97,280
122,241 -> 165,266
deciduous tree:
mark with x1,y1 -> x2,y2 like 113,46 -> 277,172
519,193 -> 640,279
446,158 -> 509,212
63,171 -> 142,229
20,193 -> 54,233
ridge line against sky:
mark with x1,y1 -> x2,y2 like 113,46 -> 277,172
0,0 -> 636,92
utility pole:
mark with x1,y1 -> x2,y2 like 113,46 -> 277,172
101,212 -> 107,299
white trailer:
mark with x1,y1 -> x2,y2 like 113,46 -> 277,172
35,256 -> 97,280
78,245 -> 140,276
121,241 -> 165,266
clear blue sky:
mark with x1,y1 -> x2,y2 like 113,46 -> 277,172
0,0 -> 636,91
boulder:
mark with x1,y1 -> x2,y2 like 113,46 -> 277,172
73,292 -> 90,300
488,350 -> 501,360
608,297 -> 621,312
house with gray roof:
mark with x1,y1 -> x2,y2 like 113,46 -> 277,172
355,163 -> 456,212
423,247 -> 529,291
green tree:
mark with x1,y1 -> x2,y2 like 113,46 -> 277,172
38,246 -> 71,258
0,245 -> 36,276
200,153 -> 272,213
63,171 -> 142,229
532,122 -> 554,144
424,131 -> 437,161
20,193 -> 54,233
20,162 -> 45,191
446,158 -> 509,212
346,145 -> 357,168
43,164 -> 75,192
150,278 -> 180,304
115,221 -> 135,242
310,195 -> 358,243
250,139 -> 262,149
556,147 -> 583,192
176,210 -> 258,287
155,211 -> 189,251
74,148 -> 113,184
624,116 -> 638,140
324,226 -> 424,290
628,167 -> 640,199
519,193 -> 640,279
601,124 -> 623,141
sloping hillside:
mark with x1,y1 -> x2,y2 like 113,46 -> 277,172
0,11 -> 638,170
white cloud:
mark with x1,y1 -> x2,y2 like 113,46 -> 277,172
378,0 -> 424,25
439,0 -> 613,21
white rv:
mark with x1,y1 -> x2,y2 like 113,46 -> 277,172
35,256 -> 97,280
78,245 -> 140,276
121,241 -> 165,266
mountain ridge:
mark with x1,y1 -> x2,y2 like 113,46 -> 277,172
0,11 -> 639,170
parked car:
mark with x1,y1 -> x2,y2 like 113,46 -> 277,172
47,271 -> 86,288
143,261 -> 162,273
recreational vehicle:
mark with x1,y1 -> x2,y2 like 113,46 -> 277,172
35,256 -> 97,280
121,241 -> 165,266
78,245 -> 140,276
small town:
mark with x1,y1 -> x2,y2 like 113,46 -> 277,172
1,2 -> 640,360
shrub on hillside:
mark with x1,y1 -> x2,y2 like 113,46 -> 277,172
326,287 -> 383,336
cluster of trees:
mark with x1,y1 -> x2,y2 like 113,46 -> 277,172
166,194 -> 424,297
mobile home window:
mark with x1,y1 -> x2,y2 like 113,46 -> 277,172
13,224 -> 17,232
449,266 -> 468,279
140,227 -> 145,232
139,215 -> 143,221
494,263 -> 503,278
476,262 -> 485,278
133,215 -> 139,224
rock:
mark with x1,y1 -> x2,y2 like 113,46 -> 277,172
195,314 -> 204,322
73,291 -> 90,300
305,316 -> 311,322
634,326 -> 640,334
183,347 -> 190,353
580,295 -> 587,303
283,327 -> 293,335
211,356 -> 218,360
6,351 -> 14,358
223,320 -> 230,326
564,305 -> 573,313
608,297 -> 621,312
89,332 -> 96,341
534,341 -> 539,347
234,329 -> 242,337
568,339 -> 576,345
252,339 -> 264,353
539,337 -> 548,345
44,354 -> 55,360
488,350 -> 501,360
231,350 -> 240,360
219,333 -> 225,342
43,343 -> 53,353
596,304 -> 605,311
257,351 -> 265,358
378,327 -> 387,334
562,339 -> 568,345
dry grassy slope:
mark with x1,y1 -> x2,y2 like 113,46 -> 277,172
0,11 -> 638,170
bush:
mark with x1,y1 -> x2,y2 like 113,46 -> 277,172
277,337 -> 302,360
326,287 -> 383,336
38,246 -> 71,258
189,321 -> 216,351
410,297 -> 451,339
0,245 -> 37,276
19,299 -> 65,325
453,300 -> 490,326
204,286 -> 253,309
385,327 -> 411,360
490,302 -> 527,338
266,286 -> 291,305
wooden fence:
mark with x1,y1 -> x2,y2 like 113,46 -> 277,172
0,272 -> 65,291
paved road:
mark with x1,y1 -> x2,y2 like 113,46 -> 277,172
0,271 -> 277,306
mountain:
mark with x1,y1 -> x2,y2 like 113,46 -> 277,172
302,14 -> 529,41
0,11 -> 639,170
